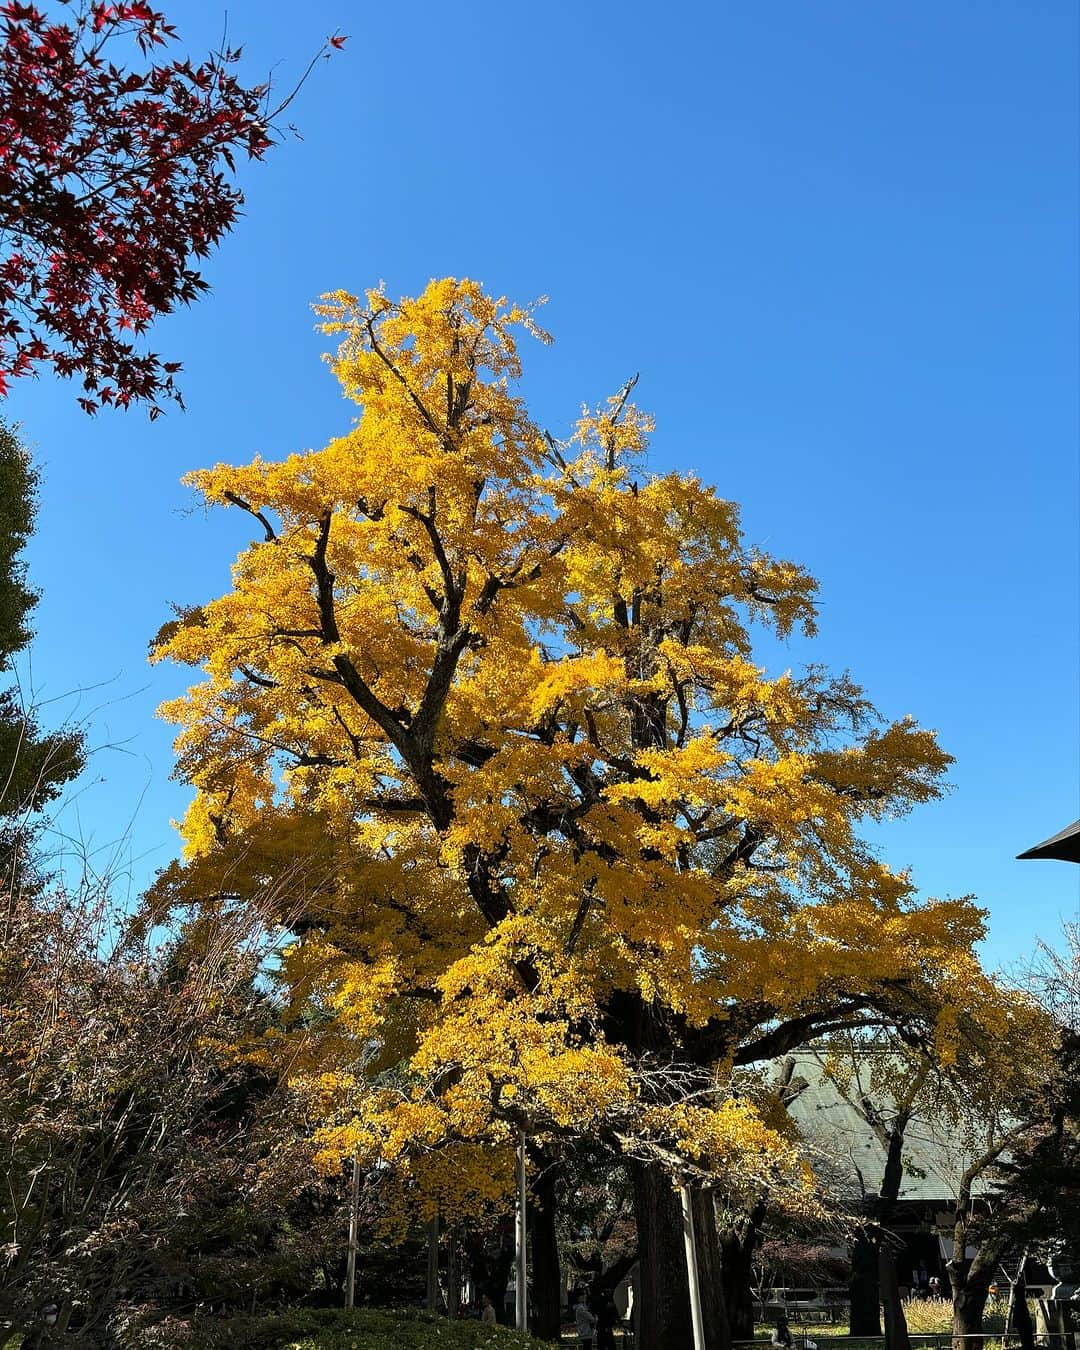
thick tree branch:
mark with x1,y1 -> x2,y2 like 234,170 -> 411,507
223,490 -> 277,542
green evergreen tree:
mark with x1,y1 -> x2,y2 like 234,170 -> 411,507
0,420 -> 83,881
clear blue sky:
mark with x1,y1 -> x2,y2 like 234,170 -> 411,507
7,1 -> 1078,966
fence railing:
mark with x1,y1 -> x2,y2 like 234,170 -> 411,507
732,1337 -> 1077,1350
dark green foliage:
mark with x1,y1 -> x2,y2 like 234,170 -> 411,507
169,1307 -> 545,1349
0,422 -> 37,664
0,421 -> 83,871
997,1028 -> 1080,1254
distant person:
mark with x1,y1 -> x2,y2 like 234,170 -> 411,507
574,1290 -> 597,1347
772,1313 -> 794,1349
595,1290 -> 619,1350
480,1294 -> 497,1324
929,1276 -> 942,1299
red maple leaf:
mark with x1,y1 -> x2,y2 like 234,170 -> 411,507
0,2 -> 344,415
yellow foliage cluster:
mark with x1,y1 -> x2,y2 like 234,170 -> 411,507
152,278 -> 990,1217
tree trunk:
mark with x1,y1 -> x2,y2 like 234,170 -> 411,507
850,1229 -> 882,1336
1007,1276 -> 1035,1350
693,1188 -> 731,1350
952,1284 -> 990,1350
718,1202 -> 764,1343
879,1237 -> 911,1350
463,1234 -> 515,1326
488,1249 -> 515,1325
631,1159 -> 693,1350
719,1229 -> 757,1341
529,1163 -> 563,1342
448,1230 -> 460,1318
629,1160 -> 728,1350
948,1237 -> 999,1350
426,1214 -> 440,1311
877,1125 -> 910,1350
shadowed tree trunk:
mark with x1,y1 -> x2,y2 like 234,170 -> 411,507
629,1162 -> 730,1350
879,1234 -> 910,1350
425,1215 -> 439,1311
951,1281 -> 993,1350
946,1136 -> 1020,1350
693,1188 -> 732,1350
1006,1268 -> 1035,1350
447,1229 -> 460,1318
463,1232 -> 515,1325
948,1236 -> 1003,1350
529,1157 -> 563,1342
630,1160 -> 695,1350
806,1043 -> 926,1342
718,1199 -> 766,1342
876,1124 -> 911,1350
850,1224 -> 882,1336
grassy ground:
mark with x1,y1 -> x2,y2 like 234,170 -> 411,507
3,1298 -> 1025,1347
186,1308 -> 548,1349
749,1296 -> 1017,1341
2,1310 -> 547,1349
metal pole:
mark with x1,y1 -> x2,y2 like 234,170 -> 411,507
448,1227 -> 460,1318
345,1155 -> 360,1309
516,1131 -> 528,1331
426,1212 -> 440,1311
680,1183 -> 706,1350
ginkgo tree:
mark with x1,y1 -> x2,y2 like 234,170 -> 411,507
154,278 -> 995,1350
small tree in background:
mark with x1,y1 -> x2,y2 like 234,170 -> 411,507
0,880 -> 325,1343
0,419 -> 83,887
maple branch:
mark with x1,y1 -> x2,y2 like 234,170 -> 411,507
263,33 -> 346,123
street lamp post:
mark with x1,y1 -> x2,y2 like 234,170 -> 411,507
516,1130 -> 528,1331
680,1183 -> 706,1350
345,1155 -> 360,1310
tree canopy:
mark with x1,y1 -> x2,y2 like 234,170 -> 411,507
151,275 -> 994,1150
152,278 -> 1000,1344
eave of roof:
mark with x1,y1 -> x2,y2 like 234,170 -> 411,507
1017,819 -> 1080,863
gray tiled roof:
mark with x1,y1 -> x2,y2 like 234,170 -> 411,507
778,1052 -> 993,1204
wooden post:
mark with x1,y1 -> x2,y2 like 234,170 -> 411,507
426,1213 -> 440,1312
345,1155 -> 360,1310
681,1183 -> 706,1350
516,1131 -> 528,1331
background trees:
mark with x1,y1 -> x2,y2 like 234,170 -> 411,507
0,419 -> 82,887
0,884 -> 319,1343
